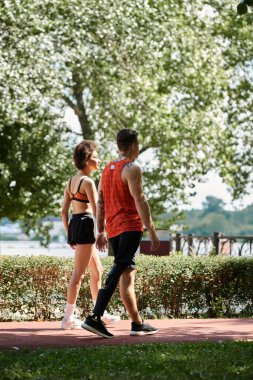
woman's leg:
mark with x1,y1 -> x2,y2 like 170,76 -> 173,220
62,244 -> 93,329
66,244 -> 93,304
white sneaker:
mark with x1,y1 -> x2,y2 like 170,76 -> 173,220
61,317 -> 83,330
101,311 -> 121,325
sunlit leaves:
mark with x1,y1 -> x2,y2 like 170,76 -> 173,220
0,0 -> 252,234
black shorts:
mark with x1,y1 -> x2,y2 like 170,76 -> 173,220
68,213 -> 96,245
109,231 -> 142,269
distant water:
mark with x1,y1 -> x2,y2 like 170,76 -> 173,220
0,241 -> 108,258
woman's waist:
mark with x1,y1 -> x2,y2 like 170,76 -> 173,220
71,212 -> 93,216
71,206 -> 93,215
71,209 -> 94,218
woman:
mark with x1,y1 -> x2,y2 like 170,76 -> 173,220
61,140 -> 120,329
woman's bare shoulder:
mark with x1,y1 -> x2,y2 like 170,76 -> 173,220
82,176 -> 95,185
81,176 -> 96,192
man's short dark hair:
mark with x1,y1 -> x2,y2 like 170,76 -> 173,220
73,140 -> 97,170
116,129 -> 138,151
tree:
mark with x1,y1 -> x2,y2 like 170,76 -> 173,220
0,101 -> 73,244
0,0 -> 252,236
177,197 -> 253,236
202,196 -> 226,214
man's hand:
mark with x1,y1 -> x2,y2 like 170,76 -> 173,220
149,229 -> 160,251
96,234 -> 108,252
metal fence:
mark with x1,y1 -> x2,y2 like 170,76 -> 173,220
140,231 -> 253,257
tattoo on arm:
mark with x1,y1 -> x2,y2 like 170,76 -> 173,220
97,190 -> 105,233
124,162 -> 134,168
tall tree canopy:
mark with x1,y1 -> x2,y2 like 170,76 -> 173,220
0,0 -> 252,238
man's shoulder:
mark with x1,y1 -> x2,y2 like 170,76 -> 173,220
123,161 -> 136,169
122,162 -> 142,179
103,159 -> 138,169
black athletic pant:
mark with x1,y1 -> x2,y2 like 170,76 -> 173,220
93,231 -> 142,317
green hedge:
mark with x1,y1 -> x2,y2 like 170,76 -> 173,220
0,255 -> 253,321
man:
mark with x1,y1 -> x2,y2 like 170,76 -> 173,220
81,129 -> 160,338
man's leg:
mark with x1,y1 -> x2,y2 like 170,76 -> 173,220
92,234 -> 122,316
120,268 -> 142,324
116,233 -> 159,336
89,250 -> 120,324
93,262 -> 126,316
92,231 -> 142,318
82,231 -> 141,338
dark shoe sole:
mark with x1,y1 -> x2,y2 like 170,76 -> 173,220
81,323 -> 113,339
130,329 -> 159,336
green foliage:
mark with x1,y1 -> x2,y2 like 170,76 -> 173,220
1,255 -> 252,321
176,197 -> 253,235
202,196 -> 226,214
0,104 -> 74,244
1,342 -> 253,380
0,0 -> 252,229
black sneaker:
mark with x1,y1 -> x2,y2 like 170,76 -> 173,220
130,321 -> 159,336
81,315 -> 113,339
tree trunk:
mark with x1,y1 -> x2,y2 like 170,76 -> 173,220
64,70 -> 95,140
72,71 -> 94,140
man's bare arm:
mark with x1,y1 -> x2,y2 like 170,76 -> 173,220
95,178 -> 107,251
123,164 -> 160,250
123,165 -> 153,229
96,178 -> 105,234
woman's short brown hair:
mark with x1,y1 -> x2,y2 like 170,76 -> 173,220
73,140 -> 97,170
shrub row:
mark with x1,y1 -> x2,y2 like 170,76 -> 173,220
0,255 -> 253,321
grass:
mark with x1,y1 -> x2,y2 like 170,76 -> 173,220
0,341 -> 253,380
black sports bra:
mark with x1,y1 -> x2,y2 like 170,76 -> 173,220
69,177 -> 90,203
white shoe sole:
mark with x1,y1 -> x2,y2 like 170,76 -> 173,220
130,329 -> 159,336
101,317 -> 121,325
81,323 -> 113,339
61,320 -> 83,330
61,325 -> 82,330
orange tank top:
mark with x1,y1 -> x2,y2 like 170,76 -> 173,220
102,159 -> 143,238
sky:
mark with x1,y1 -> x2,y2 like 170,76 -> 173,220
185,171 -> 252,211
64,108 -> 253,211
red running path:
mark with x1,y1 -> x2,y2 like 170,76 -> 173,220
0,318 -> 252,350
